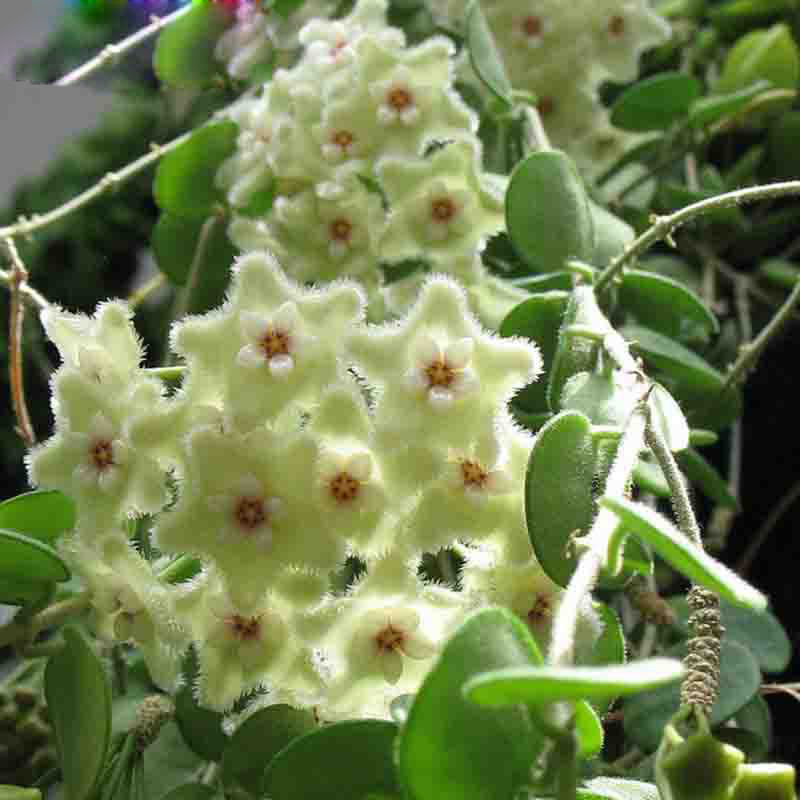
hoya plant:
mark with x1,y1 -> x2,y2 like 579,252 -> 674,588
0,1 -> 798,799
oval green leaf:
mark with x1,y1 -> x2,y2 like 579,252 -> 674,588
677,448 -> 739,510
0,576 -> 54,608
506,151 -> 596,274
500,291 -> 569,415
464,658 -> 685,707
466,0 -> 513,108
221,705 -> 316,795
397,607 -> 544,800
623,639 -> 760,752
689,81 -> 772,128
587,603 -> 626,713
574,700 -> 605,758
649,383 -> 690,453
599,496 -> 767,611
0,529 -> 70,584
0,490 -> 76,545
525,411 -> 595,587
719,601 -> 791,674
264,720 -> 400,800
716,24 -> 800,95
619,270 -> 719,343
153,1 -> 230,89
590,201 -> 635,268
510,272 -> 573,293
611,72 -> 702,132
154,122 -> 238,220
45,626 -> 111,800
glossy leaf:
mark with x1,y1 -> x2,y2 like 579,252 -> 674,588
154,122 -> 238,219
600,496 -> 767,611
677,449 -> 739,510
464,658 -> 685,706
716,24 -> 800,94
549,287 -> 609,411
0,490 -> 76,545
45,626 -> 111,800
689,81 -> 771,127
574,700 -> 605,757
174,650 -> 228,762
622,324 -> 742,430
221,705 -> 316,795
648,383 -> 690,453
619,269 -> 719,343
0,576 -> 54,608
397,608 -> 544,800
0,529 -> 70,583
506,151 -> 596,274
623,639 -> 760,752
500,291 -> 569,414
611,72 -> 702,132
579,777 -> 659,800
525,411 -> 595,587
466,0 -> 513,107
264,720 -> 400,800
590,201 -> 635,268
153,1 -> 230,89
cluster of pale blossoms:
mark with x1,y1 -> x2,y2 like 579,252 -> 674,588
217,0 -> 521,326
27,250 -> 601,718
438,0 -> 671,178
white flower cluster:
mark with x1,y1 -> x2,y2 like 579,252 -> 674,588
27,250 -> 604,719
438,0 -> 671,178
217,0 -> 512,322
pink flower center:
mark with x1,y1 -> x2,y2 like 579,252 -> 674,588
376,624 -> 405,653
329,471 -> 361,504
260,327 -> 291,360
235,497 -> 267,530
227,614 -> 261,641
90,440 -> 114,471
431,197 -> 457,222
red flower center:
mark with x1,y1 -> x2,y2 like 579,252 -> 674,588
329,472 -> 361,504
227,614 -> 261,641
522,15 -> 543,37
376,624 -> 405,653
431,197 -> 456,222
235,497 -> 267,530
90,440 -> 114,471
388,87 -> 413,111
330,218 -> 353,242
260,327 -> 291,359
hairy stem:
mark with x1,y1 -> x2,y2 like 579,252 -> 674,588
548,404 -> 648,667
55,5 -> 194,87
3,237 -> 36,446
595,181 -> 800,293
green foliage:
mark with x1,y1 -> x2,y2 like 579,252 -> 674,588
0,491 -> 76,546
611,72 -> 702,132
466,0 -> 513,108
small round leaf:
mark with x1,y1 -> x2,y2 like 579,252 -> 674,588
611,72 -> 701,132
0,490 -> 76,545
466,0 -> 513,107
0,529 -> 70,584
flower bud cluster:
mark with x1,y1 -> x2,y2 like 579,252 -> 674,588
24,250 -> 608,720
217,0 -> 509,320
436,0 -> 671,178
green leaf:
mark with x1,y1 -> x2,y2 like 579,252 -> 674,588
768,113 -> 800,179
466,0 -> 513,107
648,383 -> 690,453
152,212 -> 237,301
174,651 -> 229,762
506,151 -> 596,274
510,271 -> 574,293
621,324 -> 742,430
0,529 -> 70,583
588,603 -> 626,713
599,496 -> 767,611
611,72 -> 702,132
549,287 -> 609,411
464,658 -> 685,706
677,449 -> 739,510
689,81 -> 771,127
729,695 -> 772,760
525,411 -> 595,587
689,429 -> 719,447
623,639 -> 760,752
153,1 -> 230,89
574,700 -> 604,758
264,720 -> 400,800
45,626 -> 111,800
397,607 -> 544,800
0,789 -> 42,800
716,24 -> 800,95
500,291 -> 569,415
579,777 -> 660,800
159,786 -> 219,800
142,722 -> 205,799
759,257 -> 800,290
0,576 -> 54,608
633,457 -> 671,498
590,201 -> 635,268
0,490 -> 76,545
719,601 -> 791,674
154,122 -> 238,219
619,269 -> 719,343
221,705 -> 316,795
